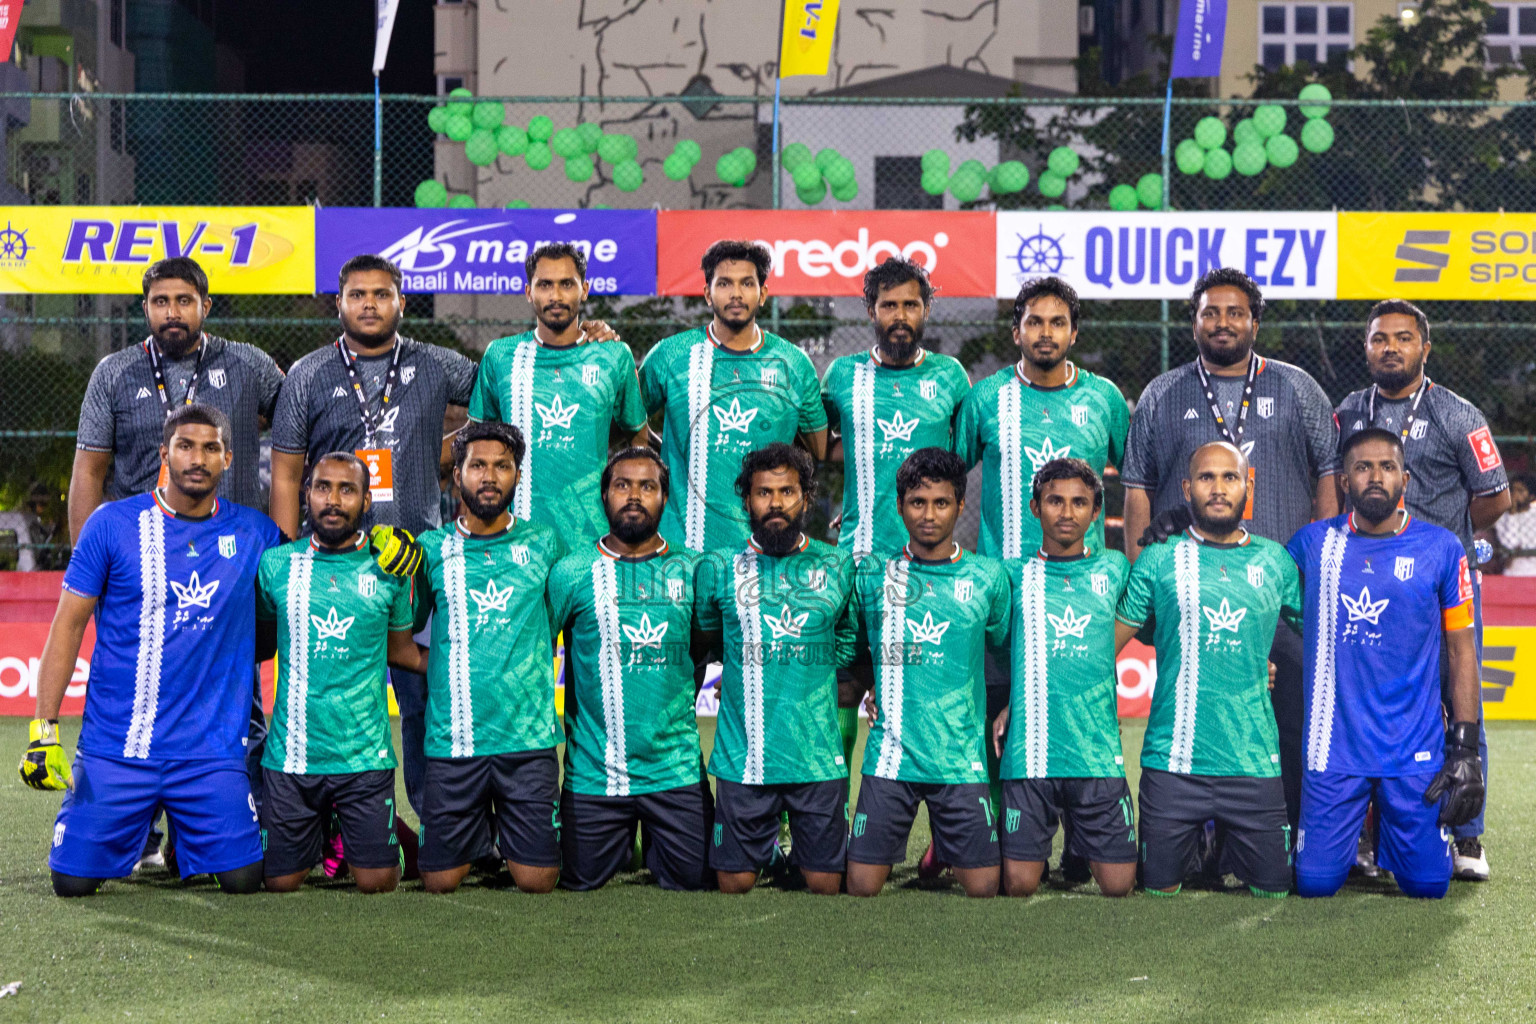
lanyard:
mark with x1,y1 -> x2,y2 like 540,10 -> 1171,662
1194,354 -> 1261,447
143,336 -> 206,418
1367,376 -> 1431,442
335,337 -> 402,446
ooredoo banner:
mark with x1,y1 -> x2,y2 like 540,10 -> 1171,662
655,210 -> 996,297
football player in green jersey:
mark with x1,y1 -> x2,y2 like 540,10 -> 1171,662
411,422 -> 568,894
549,447 -> 713,891
1112,442 -> 1302,897
695,443 -> 856,895
258,453 -> 422,894
468,242 -> 648,545
849,449 -> 1010,898
639,240 -> 828,554
991,458 -> 1136,898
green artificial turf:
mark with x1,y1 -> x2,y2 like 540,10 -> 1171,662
1,717 -> 1534,1024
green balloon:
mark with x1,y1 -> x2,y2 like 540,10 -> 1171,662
565,154 -> 595,182
1253,104 -> 1286,139
921,149 -> 950,175
662,153 -> 691,181
447,194 -> 475,210
1232,119 -> 1260,148
990,161 -> 1029,194
576,123 -> 603,152
1233,141 -> 1267,176
815,148 -> 840,172
447,87 -> 473,114
791,162 -> 822,190
1202,147 -> 1233,180
597,133 -> 636,164
716,153 -> 743,185
1301,118 -> 1335,153
824,160 -> 855,189
1136,173 -> 1163,209
552,128 -> 584,158
1175,139 -> 1206,175
796,179 -> 827,205
527,116 -> 554,142
782,142 -> 812,170
955,159 -> 988,181
920,170 -> 949,196
427,106 -> 450,134
525,142 -> 552,170
612,160 -> 644,192
1045,204 -> 1067,211
1047,146 -> 1081,177
505,200 -> 531,209
496,125 -> 528,157
1037,170 -> 1067,198
465,129 -> 499,167
950,171 -> 984,204
1108,184 -> 1139,212
1299,83 -> 1333,119
1266,133 -> 1300,168
675,139 -> 702,163
444,114 -> 473,143
1194,116 -> 1227,150
733,147 -> 758,178
830,178 -> 858,202
413,179 -> 448,208
472,101 -> 504,130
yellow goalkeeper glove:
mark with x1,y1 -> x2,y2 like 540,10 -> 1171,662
369,524 -> 423,577
19,718 -> 72,791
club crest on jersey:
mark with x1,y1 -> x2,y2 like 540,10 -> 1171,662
401,366 -> 416,385
762,367 -> 778,387
1247,564 -> 1264,588
920,379 -> 937,399
954,579 -> 973,602
1091,573 -> 1109,596
358,574 -> 377,598
667,578 -> 685,601
510,545 -> 530,566
218,535 -> 237,558
807,568 -> 826,590
582,364 -> 599,386
1394,556 -> 1414,581
1256,396 -> 1274,418
208,368 -> 227,390
1411,420 -> 1428,440
1071,405 -> 1089,427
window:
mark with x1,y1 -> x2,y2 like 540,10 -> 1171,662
1258,3 -> 1352,69
436,75 -> 464,96
1485,5 -> 1536,64
874,156 -> 940,211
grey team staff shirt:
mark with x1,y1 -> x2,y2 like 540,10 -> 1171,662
76,334 -> 285,509
1122,356 -> 1340,545
1336,382 -> 1509,558
271,336 -> 477,538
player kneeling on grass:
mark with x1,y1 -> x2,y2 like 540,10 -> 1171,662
407,422 -> 567,894
850,448 -> 1009,898
991,459 -> 1136,898
257,453 -> 422,894
549,448 -> 713,891
1113,442 -> 1303,898
696,444 -> 857,895
1286,429 -> 1484,899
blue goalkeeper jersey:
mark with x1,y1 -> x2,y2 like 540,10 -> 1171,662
62,490 -> 283,762
1286,513 -> 1474,778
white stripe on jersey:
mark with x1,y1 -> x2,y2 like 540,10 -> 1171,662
998,378 -> 1023,559
1170,538 -> 1202,774
685,341 -> 715,551
442,533 -> 475,757
874,558 -> 908,779
124,506 -> 167,759
1020,558 -> 1050,778
1308,527 -> 1349,772
282,550 -> 315,773
590,558 -> 630,796
508,339 -> 537,521
851,361 -> 878,558
733,549 -> 765,785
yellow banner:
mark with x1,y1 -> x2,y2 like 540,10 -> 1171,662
1338,211 -> 1536,300
779,0 -> 840,78
0,206 -> 315,294
1483,626 -> 1536,720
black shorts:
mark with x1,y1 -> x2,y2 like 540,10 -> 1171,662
1138,768 -> 1292,892
848,776 -> 999,869
559,781 -> 714,892
711,777 -> 848,875
418,749 -> 560,873
259,767 -> 399,877
1000,777 -> 1137,865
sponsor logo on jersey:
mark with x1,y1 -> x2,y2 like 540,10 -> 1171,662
852,813 -> 867,837
877,410 -> 921,443
1201,597 -> 1247,633
136,386 -> 151,400
53,822 -> 65,848
621,612 -> 669,649
1256,396 -> 1274,418
510,545 -> 530,566
376,406 -> 402,434
954,579 -> 973,602
1247,564 -> 1264,588
1467,425 -> 1502,472
1394,556 -> 1414,581
208,368 -> 227,390
1047,604 -> 1092,638
218,535 -> 237,558
358,574 -> 377,598
1005,807 -> 1020,833
311,606 -> 356,640
535,393 -> 581,430
1183,408 -> 1199,420
712,397 -> 759,434
468,578 -> 514,613
1411,420 -> 1428,440
763,604 -> 809,640
1071,405 -> 1089,427
169,570 -> 219,609
1091,573 -> 1109,596
1457,555 -> 1473,603
401,366 -> 416,385
1023,436 -> 1071,473
906,611 -> 951,644
582,364 -> 599,386
1340,585 -> 1390,626
920,379 -> 937,399
667,578 -> 685,602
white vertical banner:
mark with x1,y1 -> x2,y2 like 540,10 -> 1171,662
372,0 -> 400,75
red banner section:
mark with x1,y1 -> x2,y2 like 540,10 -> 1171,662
656,210 -> 997,298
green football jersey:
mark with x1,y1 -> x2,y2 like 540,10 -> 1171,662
954,362 -> 1129,560
419,518 -> 567,758
821,349 -> 971,561
694,535 -> 856,785
639,327 -> 826,552
257,536 -> 414,775
1000,549 -> 1130,780
1115,530 -> 1303,777
548,540 -> 704,797
468,332 -> 648,544
855,547 -> 1010,784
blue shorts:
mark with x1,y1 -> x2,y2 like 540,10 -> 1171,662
50,752 -> 263,879
1296,770 -> 1453,899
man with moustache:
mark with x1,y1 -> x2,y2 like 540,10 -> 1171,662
1114,442 -> 1304,897
406,421 -> 567,894
1334,300 -> 1508,881
1122,267 -> 1340,829
256,453 -> 421,894
693,444 -> 856,895
548,447 -> 712,891
640,240 -> 828,554
469,242 -> 649,545
1286,429 -> 1483,899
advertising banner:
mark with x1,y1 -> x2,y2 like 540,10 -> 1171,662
315,208 -> 657,295
995,210 -> 1337,300
0,206 -> 315,294
1170,0 -> 1228,79
656,210 -> 996,297
1337,211 -> 1536,300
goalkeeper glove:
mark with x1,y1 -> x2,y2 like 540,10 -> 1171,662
18,718 -> 72,791
1138,506 -> 1193,549
1424,721 -> 1484,827
370,524 -> 423,577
